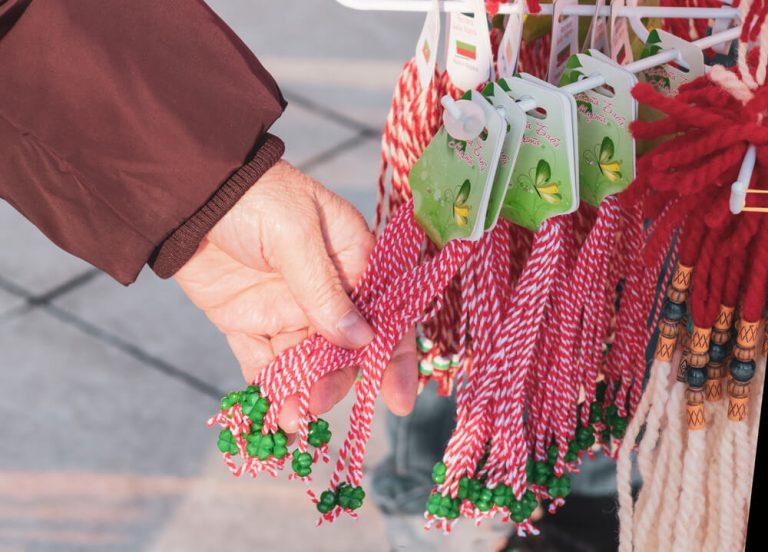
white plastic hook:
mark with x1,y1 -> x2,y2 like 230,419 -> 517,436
730,145 -> 758,214
441,95 -> 486,141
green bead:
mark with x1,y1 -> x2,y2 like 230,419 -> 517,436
293,449 -> 313,466
434,495 -> 459,518
245,435 -> 260,457
273,430 -> 288,447
308,418 -> 332,447
492,484 -> 510,507
220,391 -> 241,411
565,451 -> 578,463
547,475 -> 571,498
508,499 -> 527,522
567,440 -> 581,454
426,493 -> 442,515
576,426 -> 596,449
457,476 -> 471,500
605,404 -> 619,424
337,484 -> 365,510
601,428 -> 612,443
250,419 -> 263,433
475,500 -> 491,512
259,435 -> 274,460
432,462 -> 447,484
610,415 -> 628,438
317,490 -> 337,514
291,450 -> 313,476
216,429 -> 239,455
521,490 -> 538,515
588,402 -> 602,423
241,393 -> 266,420
244,385 -> 260,396
532,462 -> 551,486
547,445 -> 559,465
475,488 -> 492,511
273,444 -> 288,460
525,458 -> 534,481
595,381 -> 608,402
468,479 -> 483,503
245,432 -> 275,460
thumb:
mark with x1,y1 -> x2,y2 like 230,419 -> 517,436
269,212 -> 374,350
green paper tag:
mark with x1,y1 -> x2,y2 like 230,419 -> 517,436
560,51 -> 637,206
409,90 -> 506,247
498,75 -> 579,231
639,29 -> 706,94
480,82 -> 527,230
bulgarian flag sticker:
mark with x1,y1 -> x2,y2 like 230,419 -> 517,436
456,40 -> 477,60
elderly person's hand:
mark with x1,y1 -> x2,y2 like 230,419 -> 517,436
175,161 -> 418,433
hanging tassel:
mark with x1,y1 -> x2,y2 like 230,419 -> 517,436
617,1 -> 768,548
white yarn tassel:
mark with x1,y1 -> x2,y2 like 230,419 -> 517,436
617,355 -> 674,552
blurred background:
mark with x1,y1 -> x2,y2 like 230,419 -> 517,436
0,1 -> 427,550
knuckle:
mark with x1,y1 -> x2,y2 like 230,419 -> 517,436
308,274 -> 346,312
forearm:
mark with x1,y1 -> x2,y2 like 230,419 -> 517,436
0,0 -> 286,284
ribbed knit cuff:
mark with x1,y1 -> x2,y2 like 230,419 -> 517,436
150,133 -> 284,278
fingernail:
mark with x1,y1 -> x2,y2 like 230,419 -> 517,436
337,310 -> 375,348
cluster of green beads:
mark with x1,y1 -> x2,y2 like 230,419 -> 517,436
316,483 -> 366,513
526,450 -> 571,500
216,385 -> 331,478
589,381 -> 628,441
428,462 -> 538,522
426,491 -> 461,519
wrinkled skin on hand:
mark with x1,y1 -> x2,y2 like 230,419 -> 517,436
176,161 -> 418,433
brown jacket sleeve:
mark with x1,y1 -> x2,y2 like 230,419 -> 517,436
0,0 -> 286,284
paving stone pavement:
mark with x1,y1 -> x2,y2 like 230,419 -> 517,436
0,2 -> 429,551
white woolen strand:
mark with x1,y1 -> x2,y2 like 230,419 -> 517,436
717,421 -> 737,551
739,354 -> 767,549
749,346 -> 766,444
651,383 -> 687,548
637,355 -> 678,482
631,351 -> 681,551
617,358 -> 672,552
733,421 -> 752,551
671,427 -> 707,552
729,352 -> 766,550
703,398 -> 727,551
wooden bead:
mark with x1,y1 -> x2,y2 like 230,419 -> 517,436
705,358 -> 726,402
686,387 -> 706,430
728,394 -> 749,421
713,305 -> 735,331
763,323 -> 768,357
733,320 -> 759,361
667,264 -> 693,303
705,377 -> 723,402
676,349 -> 690,382
655,319 -> 679,361
688,326 -> 711,358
